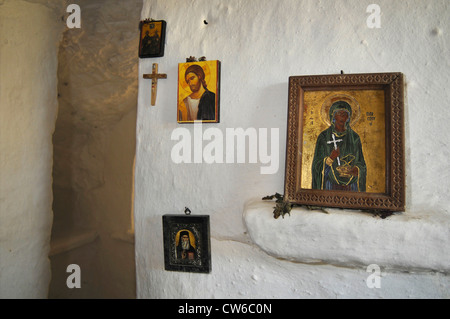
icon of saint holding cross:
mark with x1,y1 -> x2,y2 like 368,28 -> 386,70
311,101 -> 367,191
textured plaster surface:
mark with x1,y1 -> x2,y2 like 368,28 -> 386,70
244,200 -> 450,273
49,0 -> 140,298
132,0 -> 450,298
0,0 -> 139,299
139,238 -> 450,299
0,0 -> 65,298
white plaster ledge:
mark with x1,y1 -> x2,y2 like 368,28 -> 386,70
243,199 -> 450,273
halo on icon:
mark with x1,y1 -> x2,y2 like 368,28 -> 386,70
320,93 -> 361,127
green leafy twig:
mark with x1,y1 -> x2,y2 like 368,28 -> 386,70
262,193 -> 295,219
262,193 -> 331,218
366,210 -> 394,219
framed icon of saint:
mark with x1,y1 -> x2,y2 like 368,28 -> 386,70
138,20 -> 166,58
162,215 -> 211,273
284,72 -> 405,212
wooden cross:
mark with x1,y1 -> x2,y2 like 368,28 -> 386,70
143,63 -> 167,106
327,133 -> 343,166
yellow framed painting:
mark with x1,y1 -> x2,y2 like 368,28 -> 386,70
177,60 -> 221,123
284,73 -> 405,212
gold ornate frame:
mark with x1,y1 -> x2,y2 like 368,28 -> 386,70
284,73 -> 405,212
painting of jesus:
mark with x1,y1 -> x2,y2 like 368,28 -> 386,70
177,60 -> 220,123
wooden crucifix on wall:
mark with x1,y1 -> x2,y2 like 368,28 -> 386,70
143,63 -> 167,106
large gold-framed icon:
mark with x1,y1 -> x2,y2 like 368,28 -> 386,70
284,72 -> 405,212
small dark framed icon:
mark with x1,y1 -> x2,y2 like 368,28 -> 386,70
162,215 -> 211,273
139,20 -> 166,58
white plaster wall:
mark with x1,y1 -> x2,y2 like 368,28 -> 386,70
0,0 -> 64,298
135,0 -> 450,298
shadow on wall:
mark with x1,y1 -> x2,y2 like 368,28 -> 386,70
48,0 -> 141,299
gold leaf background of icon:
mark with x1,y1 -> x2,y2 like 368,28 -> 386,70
301,90 -> 386,193
141,22 -> 162,40
177,60 -> 219,123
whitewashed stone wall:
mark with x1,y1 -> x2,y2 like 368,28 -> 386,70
0,0 -> 65,298
133,0 -> 450,298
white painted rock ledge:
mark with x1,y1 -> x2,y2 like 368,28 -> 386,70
243,199 -> 450,273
